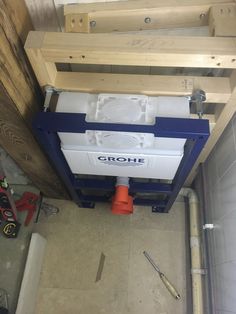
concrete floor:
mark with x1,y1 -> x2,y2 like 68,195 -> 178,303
0,185 -> 39,313
33,199 -> 187,314
0,220 -> 32,313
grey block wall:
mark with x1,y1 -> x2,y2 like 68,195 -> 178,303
196,114 -> 236,314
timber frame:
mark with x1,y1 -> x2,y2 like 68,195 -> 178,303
25,2 -> 236,186
64,0 -> 236,34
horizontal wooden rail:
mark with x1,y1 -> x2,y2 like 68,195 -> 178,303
25,31 -> 236,76
54,72 -> 231,104
64,0 -> 235,33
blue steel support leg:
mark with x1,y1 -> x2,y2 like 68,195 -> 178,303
163,136 -> 208,213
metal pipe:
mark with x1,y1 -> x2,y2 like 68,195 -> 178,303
180,188 -> 203,314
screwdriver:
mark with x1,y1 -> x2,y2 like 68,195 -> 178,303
143,251 -> 181,300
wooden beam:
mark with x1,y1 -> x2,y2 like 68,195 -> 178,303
186,70 -> 236,185
24,31 -> 57,87
25,31 -> 236,71
0,0 -> 68,198
64,0 -> 234,33
55,72 -> 231,104
209,3 -> 236,36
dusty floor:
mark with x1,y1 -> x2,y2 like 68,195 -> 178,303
0,185 -> 39,313
0,220 -> 32,313
33,199 -> 187,314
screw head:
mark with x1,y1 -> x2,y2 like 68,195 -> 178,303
200,13 -> 206,19
90,20 -> 96,28
144,17 -> 151,24
152,206 -> 162,213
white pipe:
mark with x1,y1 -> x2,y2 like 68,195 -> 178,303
116,176 -> 129,187
180,188 -> 203,314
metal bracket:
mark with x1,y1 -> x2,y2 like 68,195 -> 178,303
152,206 -> 166,213
79,201 -> 95,209
203,223 -> 214,230
43,85 -> 62,111
191,268 -> 207,275
191,89 -> 206,119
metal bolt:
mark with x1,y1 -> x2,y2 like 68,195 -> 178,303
192,89 -> 206,103
144,17 -> 151,24
191,89 -> 206,119
200,13 -> 206,19
90,20 -> 96,28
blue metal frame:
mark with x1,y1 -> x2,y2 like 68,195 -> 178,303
33,112 -> 209,213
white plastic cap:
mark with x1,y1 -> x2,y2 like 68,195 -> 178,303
116,177 -> 130,187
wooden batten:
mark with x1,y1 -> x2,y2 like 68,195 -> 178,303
64,0 -> 234,33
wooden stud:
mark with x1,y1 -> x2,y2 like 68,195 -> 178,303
186,70 -> 236,185
64,0 -> 233,33
24,32 -> 57,87
65,13 -> 89,33
209,3 -> 236,36
55,72 -> 231,104
25,31 -> 236,70
186,3 -> 236,184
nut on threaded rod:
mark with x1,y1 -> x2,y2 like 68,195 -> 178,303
191,89 -> 206,119
90,20 -> 96,28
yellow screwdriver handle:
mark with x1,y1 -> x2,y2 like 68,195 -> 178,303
159,273 -> 181,300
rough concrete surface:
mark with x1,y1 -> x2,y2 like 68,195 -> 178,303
33,199 -> 187,314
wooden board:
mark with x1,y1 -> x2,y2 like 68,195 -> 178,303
24,0 -> 61,31
2,0 -> 34,42
0,83 -> 68,198
24,31 -> 236,89
64,0 -> 234,33
0,0 -> 68,198
186,70 -> 236,185
55,72 -> 231,104
209,3 -> 236,36
0,2 -> 41,123
24,32 -> 57,87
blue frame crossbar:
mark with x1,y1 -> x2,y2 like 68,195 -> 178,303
33,112 -> 209,213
